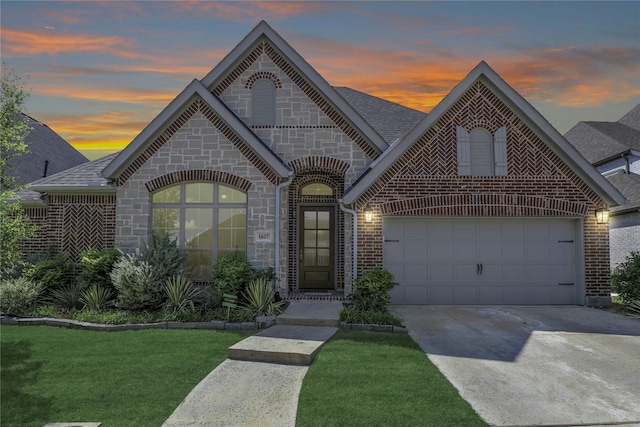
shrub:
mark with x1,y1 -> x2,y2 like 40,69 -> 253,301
77,248 -> 121,291
611,251 -> 640,303
350,268 -> 396,312
240,277 -> 286,317
79,285 -> 114,311
110,233 -> 186,311
340,306 -> 403,326
111,256 -> 160,311
0,261 -> 27,281
205,306 -> 255,323
0,277 -> 43,314
24,252 -> 74,291
73,309 -> 157,325
33,304 -> 62,318
48,283 -> 83,311
163,275 -> 200,317
211,251 -> 253,299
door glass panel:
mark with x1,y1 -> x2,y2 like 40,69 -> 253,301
304,249 -> 316,266
317,211 -> 330,229
304,230 -> 317,247
317,249 -> 330,266
304,211 -> 316,229
317,230 -> 330,248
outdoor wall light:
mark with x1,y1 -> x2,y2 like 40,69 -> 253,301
364,207 -> 374,223
595,207 -> 610,224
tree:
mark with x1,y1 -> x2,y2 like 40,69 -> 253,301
1,63 -> 36,267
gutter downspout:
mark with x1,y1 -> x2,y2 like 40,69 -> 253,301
275,171 -> 294,295
338,199 -> 358,292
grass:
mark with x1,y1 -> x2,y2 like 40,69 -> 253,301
0,326 -> 253,427
2,326 -> 486,427
296,330 -> 486,427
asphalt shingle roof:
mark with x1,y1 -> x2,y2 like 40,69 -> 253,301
9,114 -> 89,185
606,170 -> 640,203
565,103 -> 640,164
335,87 -> 427,144
28,152 -> 118,190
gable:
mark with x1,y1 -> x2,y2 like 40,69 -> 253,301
201,22 -> 387,159
102,80 -> 290,185
344,62 -> 626,208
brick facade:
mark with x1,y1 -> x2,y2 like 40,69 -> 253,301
350,79 -> 611,301
20,194 -> 116,261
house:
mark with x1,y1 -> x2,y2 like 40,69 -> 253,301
565,104 -> 640,267
9,113 -> 88,187
20,21 -> 625,306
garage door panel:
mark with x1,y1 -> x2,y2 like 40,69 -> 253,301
383,241 -> 403,262
389,285 -> 405,304
404,242 -> 427,262
405,263 -> 428,282
454,241 -> 476,261
404,286 -> 428,304
383,218 -> 577,305
431,286 -> 455,304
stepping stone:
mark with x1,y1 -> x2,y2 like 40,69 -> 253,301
228,325 -> 338,365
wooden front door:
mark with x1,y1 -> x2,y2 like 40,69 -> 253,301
299,206 -> 334,290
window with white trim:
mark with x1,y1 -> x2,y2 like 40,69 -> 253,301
151,182 -> 247,279
456,126 -> 507,176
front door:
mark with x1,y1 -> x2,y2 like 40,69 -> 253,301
299,206 -> 334,290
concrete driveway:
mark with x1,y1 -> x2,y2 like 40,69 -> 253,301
391,306 -> 640,427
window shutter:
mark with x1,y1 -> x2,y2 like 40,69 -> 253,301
456,126 -> 471,175
252,80 -> 275,125
494,126 -> 507,176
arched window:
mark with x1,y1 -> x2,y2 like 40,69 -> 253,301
456,126 -> 507,176
301,183 -> 333,196
151,182 -> 247,279
252,79 -> 275,125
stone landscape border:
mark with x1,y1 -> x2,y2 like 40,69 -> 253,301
1,315 -> 408,333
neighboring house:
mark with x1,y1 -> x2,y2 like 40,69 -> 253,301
20,21 -> 625,306
9,113 -> 88,187
565,104 -> 640,267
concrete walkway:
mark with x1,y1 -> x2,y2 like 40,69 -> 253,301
162,301 -> 341,427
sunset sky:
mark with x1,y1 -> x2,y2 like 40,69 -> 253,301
2,1 -> 639,160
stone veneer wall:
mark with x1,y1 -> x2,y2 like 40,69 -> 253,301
610,211 -> 640,267
351,79 -> 612,302
114,110 -> 278,273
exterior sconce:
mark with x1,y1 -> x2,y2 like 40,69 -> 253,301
595,208 -> 610,224
364,208 -> 373,223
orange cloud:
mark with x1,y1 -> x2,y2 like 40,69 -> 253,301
162,1 -> 328,21
2,28 -> 139,58
32,83 -> 176,105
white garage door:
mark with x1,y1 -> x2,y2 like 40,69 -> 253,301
383,218 -> 579,305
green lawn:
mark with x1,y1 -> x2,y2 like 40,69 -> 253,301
2,326 -> 485,427
1,326 -> 253,427
296,330 -> 486,427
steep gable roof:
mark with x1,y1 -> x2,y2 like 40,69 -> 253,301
334,87 -> 426,144
101,79 -> 290,184
343,61 -> 626,207
618,103 -> 640,130
9,113 -> 88,185
200,20 -> 388,157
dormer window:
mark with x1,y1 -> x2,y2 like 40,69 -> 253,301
252,79 -> 275,126
456,126 -> 507,176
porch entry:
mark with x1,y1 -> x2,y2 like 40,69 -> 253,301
299,206 -> 335,290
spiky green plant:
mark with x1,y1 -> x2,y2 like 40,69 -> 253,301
162,275 -> 200,316
79,285 -> 114,311
240,277 -> 286,318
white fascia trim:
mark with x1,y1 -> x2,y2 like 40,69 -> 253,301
102,79 -> 290,180
201,21 -> 388,154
